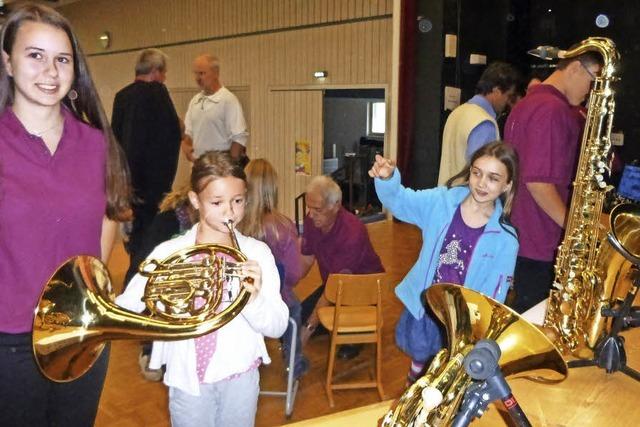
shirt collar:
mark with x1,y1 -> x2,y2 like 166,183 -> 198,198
469,94 -> 496,118
526,84 -> 571,105
0,105 -> 73,140
197,87 -> 225,104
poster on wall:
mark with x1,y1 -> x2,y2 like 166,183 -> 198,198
295,140 -> 311,176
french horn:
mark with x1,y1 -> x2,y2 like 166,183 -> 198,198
382,284 -> 568,426
32,221 -> 251,382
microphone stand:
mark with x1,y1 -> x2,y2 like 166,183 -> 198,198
567,233 -> 640,382
451,339 -> 531,427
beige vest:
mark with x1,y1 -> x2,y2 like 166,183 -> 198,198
437,102 -> 499,185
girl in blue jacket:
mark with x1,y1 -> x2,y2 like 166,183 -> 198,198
369,141 -> 519,384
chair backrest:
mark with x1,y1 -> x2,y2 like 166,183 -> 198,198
324,273 -> 385,306
294,192 -> 306,236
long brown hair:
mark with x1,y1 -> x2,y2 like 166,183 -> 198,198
446,141 -> 519,236
239,158 -> 291,240
0,3 -> 130,218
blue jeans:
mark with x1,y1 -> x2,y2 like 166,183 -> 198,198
395,308 -> 445,362
169,368 -> 259,427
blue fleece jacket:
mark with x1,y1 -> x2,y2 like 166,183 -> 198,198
375,169 -> 519,319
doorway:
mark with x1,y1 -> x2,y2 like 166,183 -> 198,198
323,88 -> 386,222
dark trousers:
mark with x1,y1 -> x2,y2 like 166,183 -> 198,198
0,333 -> 109,427
300,284 -> 325,326
124,201 -> 161,285
509,256 -> 555,314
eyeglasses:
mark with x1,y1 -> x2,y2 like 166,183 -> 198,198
580,61 -> 598,81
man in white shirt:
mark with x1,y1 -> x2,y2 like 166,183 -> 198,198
182,54 -> 248,162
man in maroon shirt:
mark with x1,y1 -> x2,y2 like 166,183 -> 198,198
299,176 -> 384,358
504,47 -> 602,313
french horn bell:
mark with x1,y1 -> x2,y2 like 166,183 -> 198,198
382,284 -> 568,426
32,223 -> 250,382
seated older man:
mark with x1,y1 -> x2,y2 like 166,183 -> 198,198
299,175 -> 384,359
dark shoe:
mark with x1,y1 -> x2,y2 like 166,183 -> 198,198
337,344 -> 362,360
293,357 -> 310,379
285,356 -> 310,380
311,324 -> 328,337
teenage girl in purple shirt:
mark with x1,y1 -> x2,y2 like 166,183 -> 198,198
0,4 -> 130,426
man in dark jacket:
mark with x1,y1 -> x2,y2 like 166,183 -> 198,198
112,48 -> 182,284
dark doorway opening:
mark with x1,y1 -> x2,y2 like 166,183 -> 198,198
323,88 -> 385,222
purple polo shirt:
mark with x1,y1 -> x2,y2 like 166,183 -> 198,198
504,84 -> 583,261
0,107 -> 107,333
301,207 -> 384,283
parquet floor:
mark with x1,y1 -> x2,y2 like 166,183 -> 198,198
97,219 -> 640,427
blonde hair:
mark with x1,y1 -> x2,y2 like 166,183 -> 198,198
239,158 -> 290,240
158,187 -> 198,224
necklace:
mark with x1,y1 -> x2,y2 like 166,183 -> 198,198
29,121 -> 63,137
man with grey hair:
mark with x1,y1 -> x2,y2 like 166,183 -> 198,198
112,48 -> 182,287
299,175 -> 384,359
182,54 -> 248,164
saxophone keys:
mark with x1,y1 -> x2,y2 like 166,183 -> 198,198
560,300 -> 574,315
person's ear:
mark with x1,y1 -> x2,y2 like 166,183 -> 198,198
2,51 -> 13,77
567,60 -> 582,76
503,182 -> 513,194
188,191 -> 200,211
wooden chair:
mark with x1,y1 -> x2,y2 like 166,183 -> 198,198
317,273 -> 386,407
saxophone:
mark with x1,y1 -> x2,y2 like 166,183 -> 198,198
542,37 -> 635,356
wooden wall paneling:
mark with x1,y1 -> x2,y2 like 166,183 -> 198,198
269,89 -> 323,219
60,0 -> 392,218
88,19 -> 391,141
358,21 -> 367,83
374,20 -> 383,83
363,20 -> 373,83
62,0 -> 393,55
312,0 -> 321,23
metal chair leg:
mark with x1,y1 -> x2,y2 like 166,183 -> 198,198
260,317 -> 299,418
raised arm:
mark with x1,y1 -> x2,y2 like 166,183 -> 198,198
371,155 -> 441,226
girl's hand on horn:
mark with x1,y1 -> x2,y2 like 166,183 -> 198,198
239,260 -> 262,303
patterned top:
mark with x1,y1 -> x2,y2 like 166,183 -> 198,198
432,206 -> 485,284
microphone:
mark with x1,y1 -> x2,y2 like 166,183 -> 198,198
527,46 -> 566,60
452,340 -> 532,427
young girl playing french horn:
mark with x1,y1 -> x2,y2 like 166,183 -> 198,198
117,152 -> 288,427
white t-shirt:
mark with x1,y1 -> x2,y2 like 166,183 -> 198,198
184,87 -> 249,156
